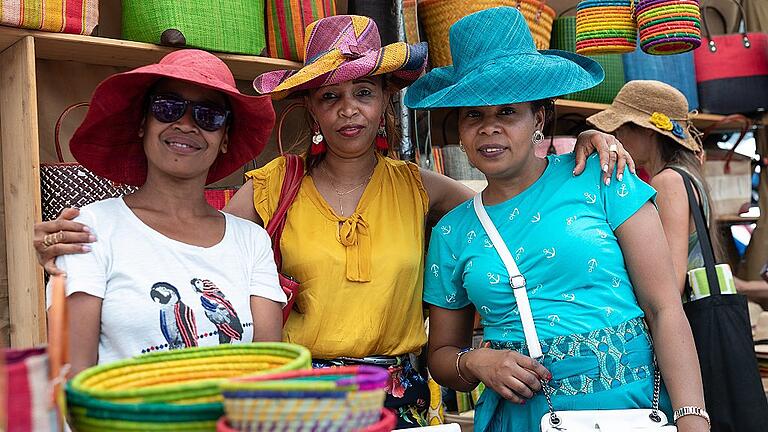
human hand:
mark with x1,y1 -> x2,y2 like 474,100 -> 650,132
463,348 -> 550,404
572,129 -> 636,186
33,208 -> 95,275
675,413 -> 710,432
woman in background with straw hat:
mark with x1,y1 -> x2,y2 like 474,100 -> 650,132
33,14 -> 632,427
409,7 -> 708,431
39,49 -> 287,377
588,79 -> 768,432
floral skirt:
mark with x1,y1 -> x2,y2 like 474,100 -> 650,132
313,356 -> 432,428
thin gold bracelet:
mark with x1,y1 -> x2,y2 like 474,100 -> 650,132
456,348 -> 479,386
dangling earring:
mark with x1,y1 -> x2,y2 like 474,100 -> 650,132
311,123 -> 326,155
532,130 -> 544,146
459,140 -> 465,152
375,117 -> 389,152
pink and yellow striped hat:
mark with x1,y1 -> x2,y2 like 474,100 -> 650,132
253,15 -> 428,100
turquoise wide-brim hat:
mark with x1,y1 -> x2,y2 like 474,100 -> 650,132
405,7 -> 605,109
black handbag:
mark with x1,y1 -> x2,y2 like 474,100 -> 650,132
670,167 -> 768,432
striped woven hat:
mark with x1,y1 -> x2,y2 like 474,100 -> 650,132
253,15 -> 428,100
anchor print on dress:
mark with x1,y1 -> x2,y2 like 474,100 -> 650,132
440,225 -> 452,235
480,305 -> 492,314
467,260 -> 474,269
611,277 -> 621,288
531,212 -> 541,223
548,314 -> 560,326
596,229 -> 609,239
567,216 -> 578,226
584,192 -> 597,204
430,264 -> 439,278
617,184 -> 629,198
587,259 -> 598,272
508,208 -> 520,221
487,273 -> 501,285
562,293 -> 576,302
466,230 -> 476,243
515,247 -> 524,260
543,247 -> 557,259
604,307 -> 614,317
483,238 -> 494,248
445,293 -> 457,304
531,284 -> 543,295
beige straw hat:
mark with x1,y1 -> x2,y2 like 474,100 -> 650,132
587,80 -> 701,152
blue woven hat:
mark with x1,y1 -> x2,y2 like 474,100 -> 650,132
405,7 -> 605,109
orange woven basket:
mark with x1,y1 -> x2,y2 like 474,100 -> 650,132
419,0 -> 555,66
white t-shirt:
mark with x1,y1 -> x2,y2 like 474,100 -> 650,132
47,197 -> 285,365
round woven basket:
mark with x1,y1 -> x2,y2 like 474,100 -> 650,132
66,343 -> 311,431
419,0 -> 555,66
636,0 -> 701,54
220,366 -> 390,431
575,0 -> 637,54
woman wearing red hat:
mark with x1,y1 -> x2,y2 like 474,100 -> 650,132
38,49 -> 287,377
34,16 -> 632,426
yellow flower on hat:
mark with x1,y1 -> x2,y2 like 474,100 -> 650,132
649,112 -> 674,131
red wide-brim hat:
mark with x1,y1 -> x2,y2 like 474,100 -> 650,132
70,49 -> 276,186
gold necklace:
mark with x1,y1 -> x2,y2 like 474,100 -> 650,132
319,164 -> 374,217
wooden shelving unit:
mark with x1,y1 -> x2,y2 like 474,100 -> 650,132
0,26 -> 300,348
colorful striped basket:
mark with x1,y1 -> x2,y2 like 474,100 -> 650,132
635,0 -> 701,54
575,0 -> 637,55
419,0 -> 555,66
0,0 -> 98,35
216,411 -> 398,432
220,365 -> 390,431
552,13 -> 626,104
266,0 -> 337,61
65,343 -> 311,431
122,0 -> 266,55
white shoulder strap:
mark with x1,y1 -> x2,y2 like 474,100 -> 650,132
472,194 -> 543,359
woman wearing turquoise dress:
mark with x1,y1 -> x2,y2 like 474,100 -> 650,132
406,7 -> 709,432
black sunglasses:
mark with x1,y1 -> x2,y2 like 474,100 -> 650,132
149,94 -> 231,132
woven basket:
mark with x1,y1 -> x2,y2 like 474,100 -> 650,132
220,366 -> 390,431
419,0 -> 555,66
575,0 -> 637,55
65,343 -> 310,431
636,0 -> 701,54
122,0 -> 266,55
552,15 -> 626,103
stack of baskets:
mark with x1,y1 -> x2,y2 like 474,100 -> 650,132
65,343 -> 311,431
575,0 -> 637,54
419,0 -> 555,66
635,0 -> 702,54
219,365 -> 392,431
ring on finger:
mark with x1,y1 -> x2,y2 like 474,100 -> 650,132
608,144 -> 618,153
43,233 -> 57,247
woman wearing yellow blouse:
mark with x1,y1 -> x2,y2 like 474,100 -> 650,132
35,15 -> 632,428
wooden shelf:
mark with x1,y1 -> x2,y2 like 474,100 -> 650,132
0,26 -> 301,79
553,99 -> 746,131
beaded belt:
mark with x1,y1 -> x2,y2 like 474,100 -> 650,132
488,317 -> 655,397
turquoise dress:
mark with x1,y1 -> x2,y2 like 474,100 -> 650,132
424,153 -> 673,431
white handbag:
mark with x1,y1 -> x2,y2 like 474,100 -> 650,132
472,194 -> 677,432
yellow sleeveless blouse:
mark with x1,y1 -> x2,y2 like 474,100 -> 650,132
245,154 -> 429,358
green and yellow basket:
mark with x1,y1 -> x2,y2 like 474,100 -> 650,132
65,343 -> 311,431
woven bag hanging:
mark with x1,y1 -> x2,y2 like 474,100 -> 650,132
575,0 -> 637,55
122,0 -> 266,55
419,0 -> 555,67
635,0 -> 702,54
552,12 -> 626,104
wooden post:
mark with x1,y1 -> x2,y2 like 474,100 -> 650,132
1,36 -> 45,347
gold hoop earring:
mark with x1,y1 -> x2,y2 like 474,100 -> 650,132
459,140 -> 465,152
